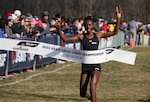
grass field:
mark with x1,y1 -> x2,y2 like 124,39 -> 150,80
0,47 -> 150,102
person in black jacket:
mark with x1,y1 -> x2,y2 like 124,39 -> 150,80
12,14 -> 24,37
41,11 -> 51,35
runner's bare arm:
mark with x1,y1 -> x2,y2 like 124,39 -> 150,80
55,22 -> 81,42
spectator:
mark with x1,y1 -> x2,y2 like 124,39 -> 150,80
6,12 -> 12,19
128,18 -> 138,46
26,12 -> 33,21
143,23 -> 149,46
55,13 -> 61,22
108,22 -> 115,32
138,24 -> 144,45
41,11 -> 51,35
94,17 -> 104,32
4,18 -> 18,38
14,9 -> 22,19
60,16 -> 67,32
34,16 -> 44,35
121,21 -> 129,45
64,22 -> 73,34
29,18 -> 40,37
11,14 -> 24,38
78,17 -> 85,33
72,18 -> 79,34
34,16 -> 43,27
102,20 -> 108,33
50,18 -> 56,27
64,18 -> 73,34
22,17 -> 30,37
0,15 -> 6,38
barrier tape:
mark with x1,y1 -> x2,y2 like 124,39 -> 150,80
0,38 -> 136,65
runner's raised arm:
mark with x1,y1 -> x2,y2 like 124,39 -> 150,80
97,6 -> 122,39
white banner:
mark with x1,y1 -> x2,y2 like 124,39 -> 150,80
0,38 -> 136,65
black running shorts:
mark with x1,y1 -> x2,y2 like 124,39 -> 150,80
81,64 -> 101,74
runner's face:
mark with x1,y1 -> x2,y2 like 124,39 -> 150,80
85,20 -> 93,32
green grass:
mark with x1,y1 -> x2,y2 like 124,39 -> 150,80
0,47 -> 150,102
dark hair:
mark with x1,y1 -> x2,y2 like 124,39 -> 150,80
83,16 -> 94,26
61,16 -> 65,21
0,19 -> 6,30
55,13 -> 61,18
84,16 -> 93,22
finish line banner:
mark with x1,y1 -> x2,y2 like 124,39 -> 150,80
0,38 -> 136,65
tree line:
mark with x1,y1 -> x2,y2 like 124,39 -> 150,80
0,0 -> 149,23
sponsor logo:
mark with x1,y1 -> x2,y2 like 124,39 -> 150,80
95,68 -> 100,71
17,41 -> 39,47
13,46 -> 29,51
105,49 -> 114,54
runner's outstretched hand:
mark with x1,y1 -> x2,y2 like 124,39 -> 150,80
116,6 -> 121,18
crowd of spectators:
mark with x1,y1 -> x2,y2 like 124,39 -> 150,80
0,9 -> 150,46
121,18 -> 150,46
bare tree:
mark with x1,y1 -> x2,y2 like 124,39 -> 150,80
0,0 -> 149,22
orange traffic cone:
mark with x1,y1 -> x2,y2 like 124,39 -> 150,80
8,74 -> 14,77
27,69 -> 33,72
130,39 -> 135,48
